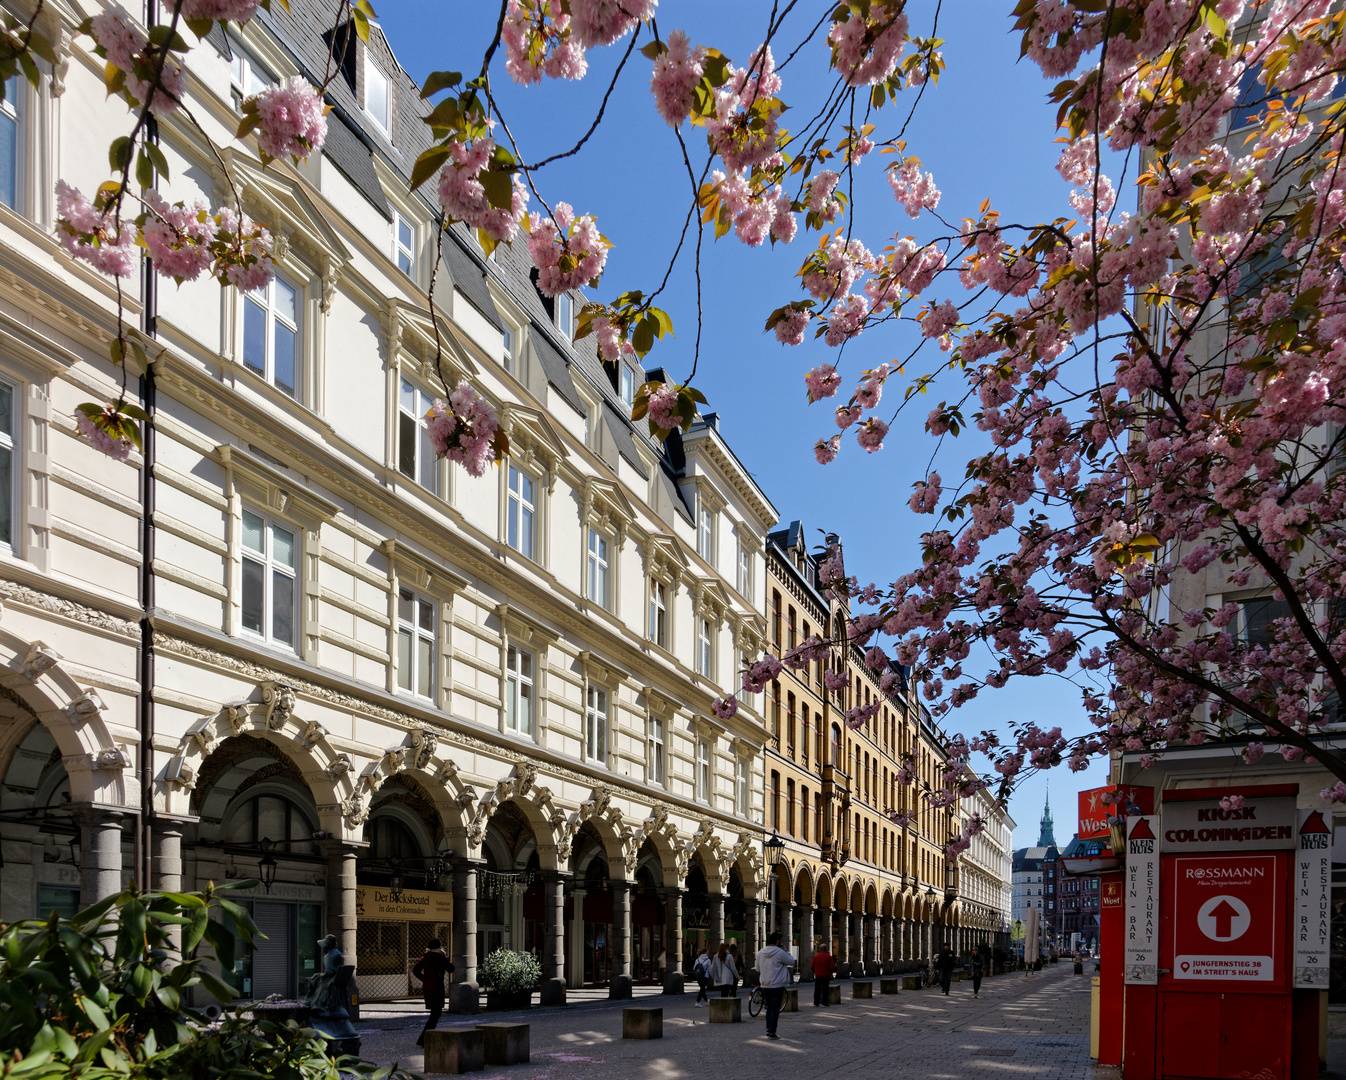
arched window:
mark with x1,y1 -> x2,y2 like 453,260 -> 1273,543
223,790 -> 317,854
365,814 -> 424,861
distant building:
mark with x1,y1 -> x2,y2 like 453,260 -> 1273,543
1011,792 -> 1060,950
1050,833 -> 1105,952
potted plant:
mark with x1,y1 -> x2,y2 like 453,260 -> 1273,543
478,948 -> 541,1011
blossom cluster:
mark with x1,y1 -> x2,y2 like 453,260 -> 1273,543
525,202 -> 609,297
437,137 -> 530,244
650,29 -> 707,126
88,4 -> 185,113
426,383 -> 506,478
248,78 -> 327,162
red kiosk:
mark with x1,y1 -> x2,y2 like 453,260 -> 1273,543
1117,785 -> 1329,1080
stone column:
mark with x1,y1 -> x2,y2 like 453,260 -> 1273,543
710,891 -> 725,947
568,887 -> 586,990
450,859 -> 480,1012
151,823 -> 184,953
663,888 -> 684,993
316,840 -> 360,1015
610,880 -> 633,999
817,907 -> 832,962
835,910 -> 849,975
879,916 -> 891,973
744,898 -> 759,960
799,906 -> 815,980
76,809 -> 123,909
862,914 -> 874,973
541,872 -> 567,1006
779,896 -> 793,954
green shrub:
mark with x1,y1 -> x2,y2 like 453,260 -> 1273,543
476,949 -> 541,995
0,883 -> 417,1080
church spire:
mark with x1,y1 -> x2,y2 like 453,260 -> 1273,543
1038,786 -> 1057,848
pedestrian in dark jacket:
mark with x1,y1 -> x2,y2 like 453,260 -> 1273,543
970,946 -> 984,999
810,943 -> 837,1007
936,943 -> 956,995
412,939 -> 454,1047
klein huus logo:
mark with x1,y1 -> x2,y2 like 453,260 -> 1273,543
1301,810 -> 1330,849
1129,817 -> 1156,854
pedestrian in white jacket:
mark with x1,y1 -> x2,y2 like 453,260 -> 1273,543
710,942 -> 739,998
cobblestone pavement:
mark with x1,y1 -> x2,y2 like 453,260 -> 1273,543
357,963 -> 1119,1079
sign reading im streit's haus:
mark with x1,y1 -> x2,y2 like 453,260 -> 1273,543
1161,788 -> 1297,852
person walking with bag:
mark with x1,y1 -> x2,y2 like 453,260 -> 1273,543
809,942 -> 836,1007
755,931 -> 797,1040
692,945 -> 713,1006
727,943 -> 743,997
936,942 -> 956,995
970,946 -> 984,999
412,938 -> 454,1047
710,942 -> 738,997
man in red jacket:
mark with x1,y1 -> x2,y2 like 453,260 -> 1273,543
413,938 -> 455,1047
810,942 -> 837,1007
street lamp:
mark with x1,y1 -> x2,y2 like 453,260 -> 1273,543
764,832 -> 786,941
258,838 -> 278,894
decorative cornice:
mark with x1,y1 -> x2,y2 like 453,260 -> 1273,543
0,580 -> 139,639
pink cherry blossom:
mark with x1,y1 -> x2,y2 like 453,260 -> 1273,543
525,202 -> 609,296
814,435 -> 840,465
856,417 -> 888,452
804,365 -> 841,402
180,0 -> 259,20
76,410 -> 134,461
437,137 -> 529,243
775,306 -> 810,345
827,3 -> 909,87
650,29 -> 706,126
569,0 -> 654,49
503,0 -> 588,84
55,182 -> 138,278
142,191 -> 216,283
251,77 -> 326,161
646,384 -> 680,432
89,4 -> 185,113
711,695 -> 739,720
888,159 -> 940,218
426,382 -> 503,478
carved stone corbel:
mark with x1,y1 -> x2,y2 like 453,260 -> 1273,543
91,746 -> 131,771
67,689 -> 106,725
299,720 -> 327,749
22,641 -> 60,679
222,702 -> 250,736
260,682 -> 296,730
327,753 -> 353,781
409,728 -> 438,770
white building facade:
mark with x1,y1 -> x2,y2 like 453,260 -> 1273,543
0,0 -> 778,1009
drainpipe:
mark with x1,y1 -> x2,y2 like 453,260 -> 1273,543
137,2 -> 159,890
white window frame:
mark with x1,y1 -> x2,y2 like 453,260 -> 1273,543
242,272 -> 301,399
698,501 -> 715,565
502,324 -> 515,375
228,38 -> 272,104
239,507 -> 299,651
398,377 -> 439,493
1,74 -> 22,213
697,617 -> 714,678
555,292 -> 573,340
620,365 -> 636,409
735,756 -> 749,817
647,714 -> 665,786
0,375 -> 16,553
695,736 -> 712,804
648,577 -> 668,648
505,643 -> 536,737
585,684 -> 608,766
393,211 -> 415,277
396,588 -> 436,699
586,527 -> 610,609
736,543 -> 753,601
365,55 -> 390,133
507,464 -> 537,560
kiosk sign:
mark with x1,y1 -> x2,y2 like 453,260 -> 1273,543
1172,853 -> 1278,981
1125,816 -> 1160,984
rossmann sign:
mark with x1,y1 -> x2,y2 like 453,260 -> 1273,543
1160,789 -> 1297,852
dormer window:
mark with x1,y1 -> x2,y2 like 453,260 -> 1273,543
620,365 -> 635,408
502,326 -> 514,374
365,57 -> 390,133
229,39 -> 272,105
555,292 -> 573,340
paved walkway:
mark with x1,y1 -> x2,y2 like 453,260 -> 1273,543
358,964 -> 1119,1079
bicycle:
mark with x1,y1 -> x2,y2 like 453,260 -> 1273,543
919,966 -> 938,989
747,979 -> 764,1017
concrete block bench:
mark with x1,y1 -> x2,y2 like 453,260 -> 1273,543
782,988 -> 798,1012
900,974 -> 921,990
708,997 -> 741,1023
622,1007 -> 663,1040
826,984 -> 841,1005
423,1029 -> 484,1074
476,1023 -> 528,1066
852,981 -> 873,999
880,977 -> 900,995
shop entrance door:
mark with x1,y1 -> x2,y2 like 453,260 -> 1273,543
253,902 -> 293,998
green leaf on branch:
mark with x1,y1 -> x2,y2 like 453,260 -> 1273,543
480,168 -> 514,210
410,144 -> 452,191
421,69 -> 463,98
352,6 -> 371,43
640,40 -> 666,60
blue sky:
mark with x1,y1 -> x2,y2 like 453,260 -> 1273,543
376,1 -> 1112,844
